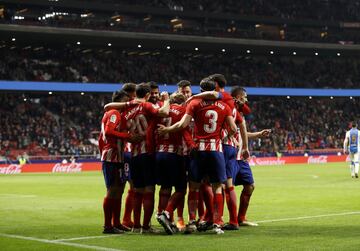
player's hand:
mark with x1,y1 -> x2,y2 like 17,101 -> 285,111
343,149 -> 349,155
157,124 -> 169,136
241,148 -> 250,160
128,134 -> 144,143
260,129 -> 272,138
161,92 -> 169,101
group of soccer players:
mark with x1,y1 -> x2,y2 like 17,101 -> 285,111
98,74 -> 271,235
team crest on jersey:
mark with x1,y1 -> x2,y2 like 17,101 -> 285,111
110,114 -> 117,123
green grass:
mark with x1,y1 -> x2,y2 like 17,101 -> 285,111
1,163 -> 360,251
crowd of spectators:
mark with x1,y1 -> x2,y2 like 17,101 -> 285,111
0,94 -> 103,160
0,93 -> 354,160
1,46 -> 360,88
82,0 -> 360,22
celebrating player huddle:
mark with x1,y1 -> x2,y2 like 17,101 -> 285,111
98,74 -> 271,235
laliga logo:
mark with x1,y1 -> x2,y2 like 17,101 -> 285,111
52,162 -> 82,173
0,164 -> 22,174
307,155 -> 328,164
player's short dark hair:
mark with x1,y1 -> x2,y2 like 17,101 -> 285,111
122,83 -> 136,95
352,121 -> 358,128
209,73 -> 227,88
177,80 -> 191,88
170,92 -> 186,104
200,77 -> 216,92
136,83 -> 151,98
231,86 -> 246,98
147,81 -> 159,90
112,90 -> 128,102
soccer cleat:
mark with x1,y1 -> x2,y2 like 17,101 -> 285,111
356,173 -> 359,178
210,224 -> 224,234
183,220 -> 197,234
239,220 -> 258,227
141,226 -> 161,234
122,221 -> 134,229
131,227 -> 142,233
102,227 -> 125,234
157,212 -> 174,235
170,223 -> 179,234
222,223 -> 239,231
176,218 -> 186,231
114,224 -> 132,232
197,220 -> 214,232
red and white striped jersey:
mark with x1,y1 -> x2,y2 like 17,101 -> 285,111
156,104 -> 185,154
235,111 -> 244,160
123,102 -> 159,157
186,99 -> 232,152
124,142 -> 132,153
99,110 -> 124,162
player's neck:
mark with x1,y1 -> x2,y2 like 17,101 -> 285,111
135,98 -> 147,103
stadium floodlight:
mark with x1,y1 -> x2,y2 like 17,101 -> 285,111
246,49 -> 251,54
315,52 -> 318,56
337,52 -> 341,56
49,91 -> 53,95
293,51 -> 297,55
309,96 -> 312,99
330,96 -> 334,99
270,51 -> 274,54
222,49 -> 226,52
81,92 -> 85,95
23,98 -> 27,101
77,41 -> 81,45
195,47 -> 199,51
286,96 -> 290,99
11,38 -> 16,41
138,44 -> 142,48
108,43 -> 112,47
350,96 -> 353,100
166,46 -> 171,50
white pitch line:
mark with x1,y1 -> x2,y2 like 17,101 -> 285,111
0,194 -> 37,198
256,211 -> 360,223
0,233 -> 125,251
54,235 -> 119,242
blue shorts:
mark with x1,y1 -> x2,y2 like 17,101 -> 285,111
156,152 -> 186,190
102,161 -> 125,189
189,151 -> 226,184
130,154 -> 156,188
123,152 -> 132,182
223,144 -> 238,179
234,160 -> 254,186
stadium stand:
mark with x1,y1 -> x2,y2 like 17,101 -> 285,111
1,45 -> 359,88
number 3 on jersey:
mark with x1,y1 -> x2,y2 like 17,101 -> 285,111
204,110 -> 218,133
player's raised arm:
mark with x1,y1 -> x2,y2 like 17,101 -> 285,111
104,99 -> 141,111
157,92 -> 170,117
186,91 -> 220,104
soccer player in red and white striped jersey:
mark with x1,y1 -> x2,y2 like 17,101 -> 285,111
158,78 -> 237,234
123,83 -> 170,233
99,90 -> 140,234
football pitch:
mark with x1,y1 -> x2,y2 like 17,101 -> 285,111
1,163 -> 360,251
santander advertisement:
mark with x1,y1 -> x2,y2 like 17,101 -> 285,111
0,155 -> 350,174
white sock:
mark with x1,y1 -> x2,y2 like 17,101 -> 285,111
350,164 -> 355,177
355,162 -> 359,175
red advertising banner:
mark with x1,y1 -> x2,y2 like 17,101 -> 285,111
0,162 -> 101,175
0,155 -> 350,175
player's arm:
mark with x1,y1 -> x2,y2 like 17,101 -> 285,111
238,118 -> 250,160
248,129 -> 271,139
343,132 -> 349,154
104,113 -> 130,140
182,127 -> 196,149
157,97 -> 170,117
157,114 -> 192,135
104,100 -> 141,111
186,91 -> 221,103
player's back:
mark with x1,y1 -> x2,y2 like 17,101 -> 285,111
124,102 -> 159,156
348,128 -> 360,153
187,99 -> 232,151
156,104 -> 185,153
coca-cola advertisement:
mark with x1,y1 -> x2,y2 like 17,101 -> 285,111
0,164 -> 23,174
52,162 -> 83,173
